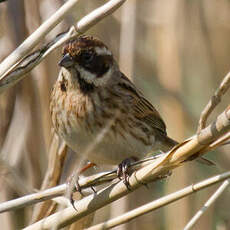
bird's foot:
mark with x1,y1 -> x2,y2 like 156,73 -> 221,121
66,162 -> 97,210
117,157 -> 138,190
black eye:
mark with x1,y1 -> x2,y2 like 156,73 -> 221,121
81,52 -> 94,63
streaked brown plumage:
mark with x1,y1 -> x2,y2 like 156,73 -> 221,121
50,35 -> 209,166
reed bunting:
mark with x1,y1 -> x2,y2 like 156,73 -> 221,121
50,36 -> 212,186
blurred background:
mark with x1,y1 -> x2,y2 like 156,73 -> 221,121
0,0 -> 230,229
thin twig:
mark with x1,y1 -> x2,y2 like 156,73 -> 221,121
183,179 -> 230,230
0,0 -> 80,79
0,184 -> 66,214
197,71 -> 230,133
86,173 -> 230,230
24,171 -> 230,230
0,171 -> 114,214
0,155 -> 162,214
199,131 -> 230,154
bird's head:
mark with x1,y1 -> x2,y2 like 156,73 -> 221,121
59,36 -> 117,89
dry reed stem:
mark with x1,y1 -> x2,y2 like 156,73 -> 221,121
197,71 -> 230,132
86,172 -> 230,230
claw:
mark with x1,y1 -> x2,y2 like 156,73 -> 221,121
66,175 -> 80,211
91,186 -> 97,194
66,162 -> 97,211
70,194 -> 77,211
123,173 -> 131,190
117,157 -> 138,190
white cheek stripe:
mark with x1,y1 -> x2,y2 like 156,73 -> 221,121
94,47 -> 112,56
77,65 -> 113,87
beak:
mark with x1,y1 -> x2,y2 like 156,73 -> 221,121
58,53 -> 74,68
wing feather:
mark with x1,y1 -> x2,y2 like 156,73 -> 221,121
117,73 -> 167,135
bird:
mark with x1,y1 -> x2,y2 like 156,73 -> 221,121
50,35 -> 213,186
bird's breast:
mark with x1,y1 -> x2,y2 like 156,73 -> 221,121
50,85 -> 155,165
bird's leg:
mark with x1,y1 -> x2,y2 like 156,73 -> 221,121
66,162 -> 97,210
117,156 -> 139,190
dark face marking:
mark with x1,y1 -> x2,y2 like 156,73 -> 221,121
60,82 -> 66,92
62,36 -> 112,77
60,75 -> 68,92
77,50 -> 111,77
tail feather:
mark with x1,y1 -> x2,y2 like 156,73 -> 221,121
196,157 -> 215,166
157,135 -> 178,152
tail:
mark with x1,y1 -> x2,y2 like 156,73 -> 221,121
157,135 -> 178,152
158,135 -> 215,166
